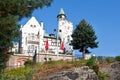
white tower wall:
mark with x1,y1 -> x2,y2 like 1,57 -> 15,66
57,8 -> 73,54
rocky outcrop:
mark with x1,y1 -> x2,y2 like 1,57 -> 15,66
40,66 -> 98,80
101,61 -> 120,80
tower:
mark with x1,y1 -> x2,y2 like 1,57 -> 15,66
57,8 -> 73,54
57,8 -> 66,21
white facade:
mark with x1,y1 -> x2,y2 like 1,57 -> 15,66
18,8 -> 73,57
57,8 -> 73,54
19,17 -> 44,56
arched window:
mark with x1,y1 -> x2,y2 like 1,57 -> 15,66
28,45 -> 35,53
28,33 -> 31,40
31,33 -> 34,40
67,36 -> 70,42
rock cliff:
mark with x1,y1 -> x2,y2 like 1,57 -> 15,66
101,61 -> 120,80
38,61 -> 120,80
40,66 -> 98,80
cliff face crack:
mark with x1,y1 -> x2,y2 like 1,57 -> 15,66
65,72 -> 79,80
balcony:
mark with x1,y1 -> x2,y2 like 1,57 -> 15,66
27,38 -> 39,44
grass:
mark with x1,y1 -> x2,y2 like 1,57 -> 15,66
2,60 -> 88,80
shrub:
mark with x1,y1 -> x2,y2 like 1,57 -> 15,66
98,72 -> 109,80
92,64 -> 99,75
87,56 -> 95,68
72,60 -> 87,67
115,56 -> 120,61
97,56 -> 104,64
105,57 -> 115,63
24,60 -> 34,66
4,67 -> 35,80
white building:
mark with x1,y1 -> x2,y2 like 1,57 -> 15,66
18,8 -> 73,57
19,17 -> 44,56
57,8 -> 73,54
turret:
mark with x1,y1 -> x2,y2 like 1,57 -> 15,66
57,8 -> 73,54
57,8 -> 66,21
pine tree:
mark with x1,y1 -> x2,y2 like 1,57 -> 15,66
71,19 -> 98,59
0,0 -> 53,72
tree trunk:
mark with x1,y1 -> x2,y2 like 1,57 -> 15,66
82,47 -> 86,59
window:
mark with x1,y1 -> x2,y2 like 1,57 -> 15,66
49,58 -> 52,61
68,27 -> 69,30
28,33 -> 31,40
28,45 -> 35,53
67,36 -> 70,42
31,33 -> 34,40
62,22 -> 64,25
28,46 -> 30,52
31,45 -> 34,50
59,16 -> 62,18
35,46 -> 37,50
30,25 -> 33,27
34,25 -> 36,27
44,58 -> 47,61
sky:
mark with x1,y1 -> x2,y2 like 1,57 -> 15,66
19,0 -> 120,57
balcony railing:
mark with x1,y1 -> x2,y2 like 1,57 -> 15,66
27,38 -> 39,44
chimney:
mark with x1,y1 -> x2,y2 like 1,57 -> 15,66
40,21 -> 43,29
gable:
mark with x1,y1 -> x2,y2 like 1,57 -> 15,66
22,17 -> 41,31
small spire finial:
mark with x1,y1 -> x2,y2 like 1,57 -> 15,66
59,8 -> 65,15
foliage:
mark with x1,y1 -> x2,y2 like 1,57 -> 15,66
72,60 -> 87,67
86,56 -> 109,80
24,60 -> 35,67
33,60 -> 71,72
115,56 -> 120,61
2,59 -> 112,80
2,60 -> 88,80
0,52 -> 9,72
1,66 -> 35,80
0,0 -> 53,71
0,0 -> 53,20
86,56 -> 96,68
92,64 -> 99,75
71,19 -> 98,59
105,57 -> 115,63
97,56 -> 105,64
98,72 -> 109,80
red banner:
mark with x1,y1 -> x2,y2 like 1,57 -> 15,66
61,42 -> 64,51
45,39 -> 49,50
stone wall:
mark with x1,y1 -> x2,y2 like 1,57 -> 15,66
37,54 -> 73,62
6,55 -> 32,69
6,53 -> 73,69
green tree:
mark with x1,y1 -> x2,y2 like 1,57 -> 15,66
0,0 -> 53,72
71,19 -> 98,59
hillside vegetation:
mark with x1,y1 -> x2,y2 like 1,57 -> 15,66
0,56 -> 120,80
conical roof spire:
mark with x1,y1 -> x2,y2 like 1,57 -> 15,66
59,8 -> 65,15
57,8 -> 66,18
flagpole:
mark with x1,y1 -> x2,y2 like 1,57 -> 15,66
45,39 -> 49,62
38,30 -> 40,62
38,37 -> 40,62
56,29 -> 59,60
54,28 -> 61,60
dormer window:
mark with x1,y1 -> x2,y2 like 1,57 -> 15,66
62,22 -> 64,25
30,25 -> 33,27
34,25 -> 36,27
30,25 -> 36,28
59,16 -> 62,18
68,27 -> 69,30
